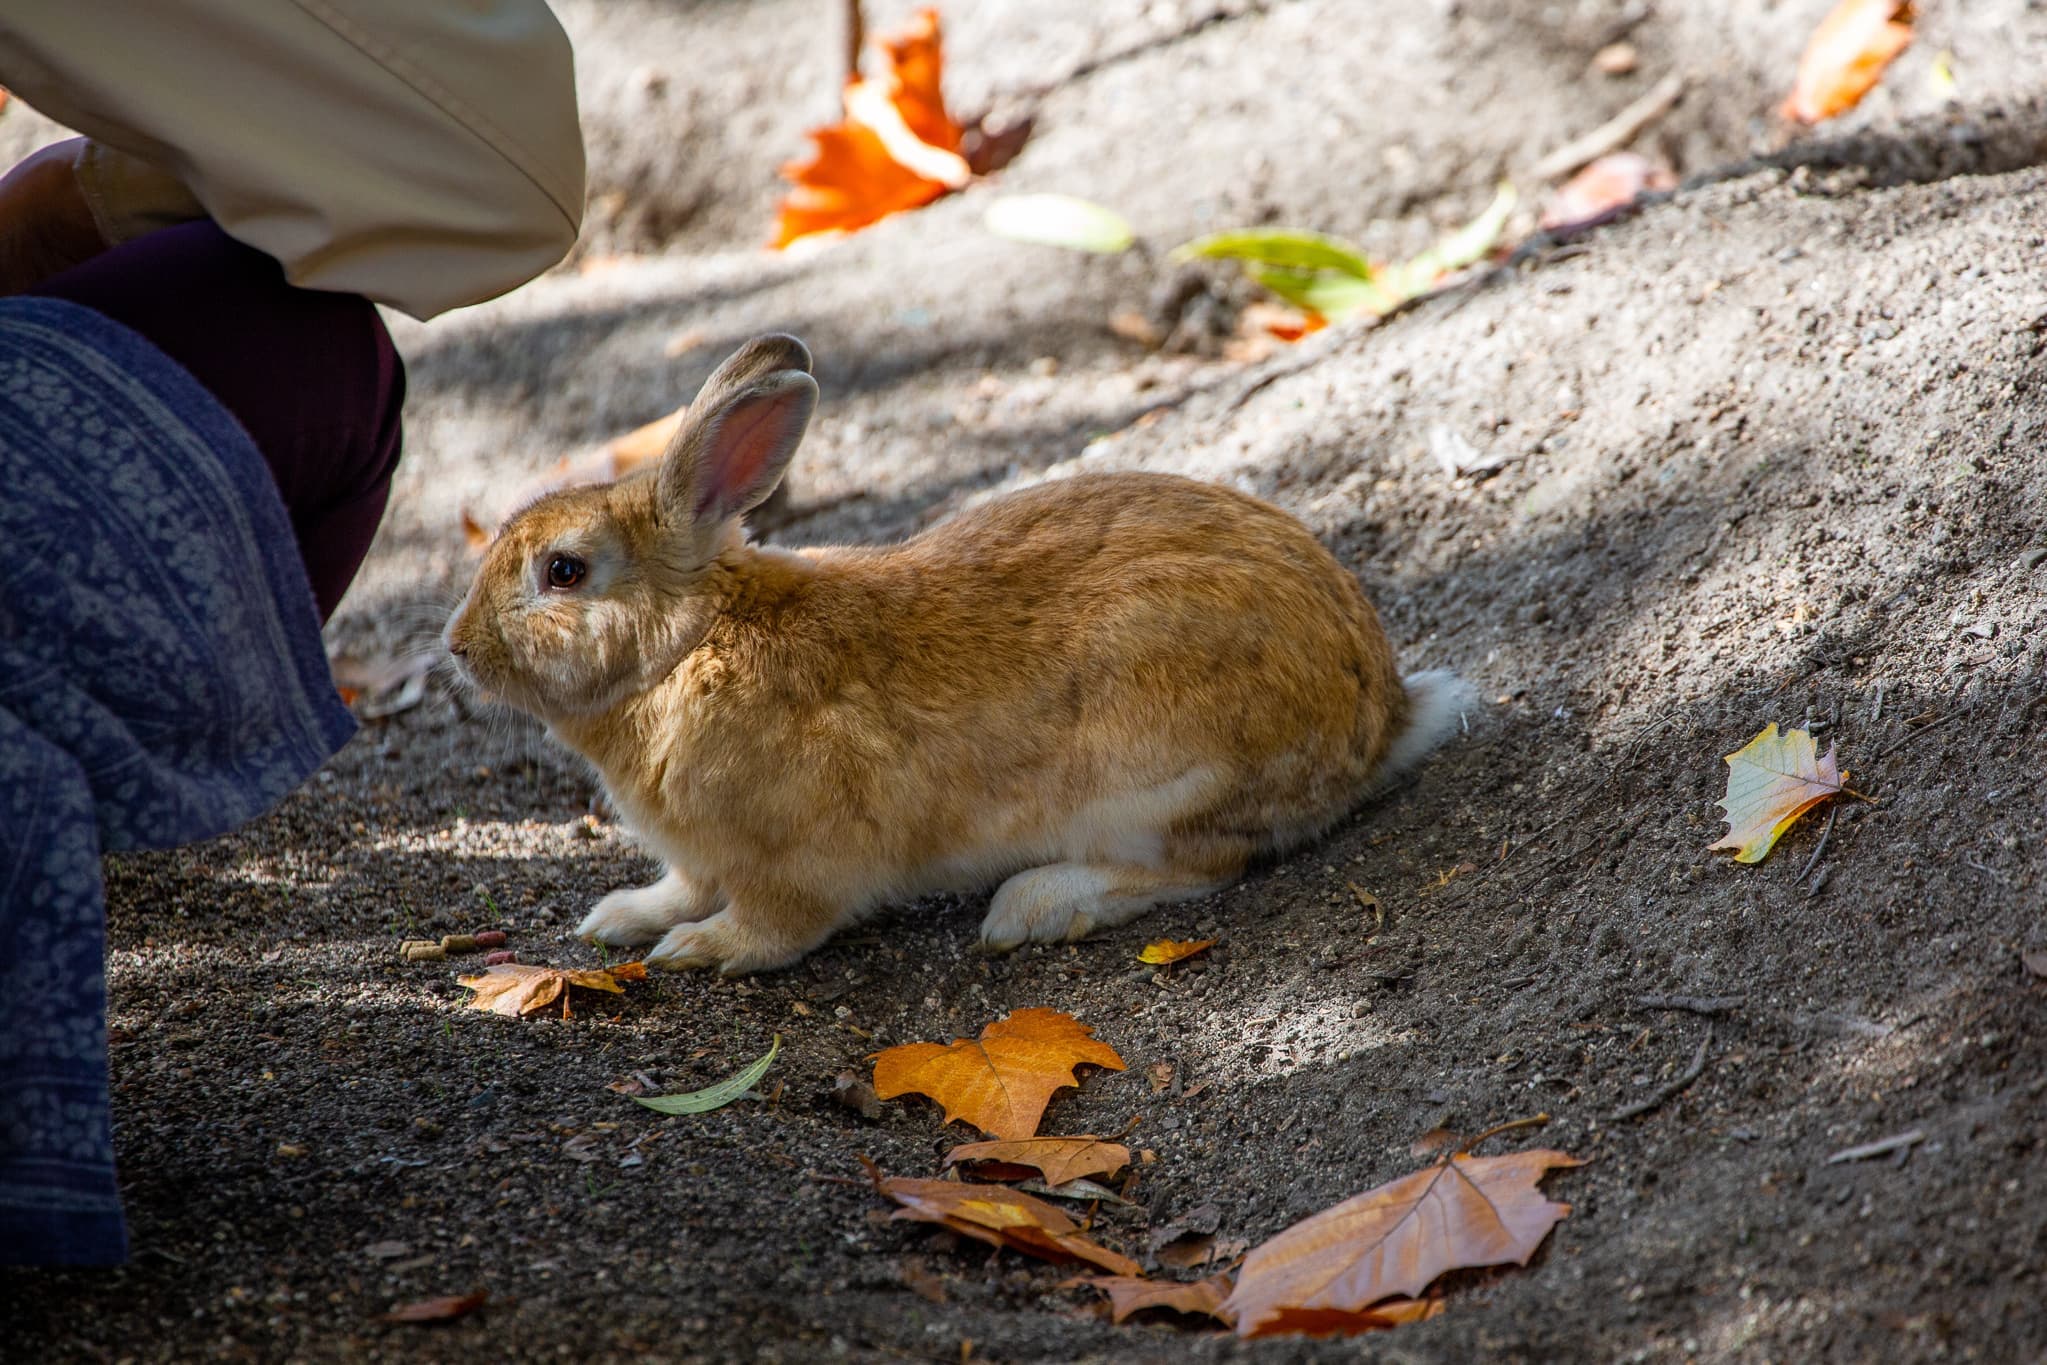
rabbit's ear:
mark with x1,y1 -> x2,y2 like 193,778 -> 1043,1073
659,337 -> 817,526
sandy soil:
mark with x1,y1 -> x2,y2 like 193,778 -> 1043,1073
5,1 -> 2045,1361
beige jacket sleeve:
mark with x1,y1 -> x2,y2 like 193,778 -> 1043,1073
0,0 -> 586,319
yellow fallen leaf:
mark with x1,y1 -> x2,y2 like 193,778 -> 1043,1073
1707,723 -> 1858,864
1138,938 -> 1215,965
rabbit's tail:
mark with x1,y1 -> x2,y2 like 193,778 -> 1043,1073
1372,668 -> 1477,789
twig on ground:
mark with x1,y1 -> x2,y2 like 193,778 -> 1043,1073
1458,1112 -> 1551,1154
1609,1024 -> 1713,1122
1529,73 -> 1687,181
843,0 -> 864,83
1874,709 -> 1959,760
1797,803 -> 1840,888
1825,1129 -> 1925,1165
1635,994 -> 1745,1016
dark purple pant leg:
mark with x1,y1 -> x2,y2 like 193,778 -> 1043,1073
26,219 -> 405,621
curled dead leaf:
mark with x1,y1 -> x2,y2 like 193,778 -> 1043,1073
881,1175 -> 1141,1276
458,962 -> 639,1019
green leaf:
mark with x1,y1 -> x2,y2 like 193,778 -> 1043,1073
632,1034 -> 782,1115
982,194 -> 1135,254
1172,229 -> 1374,280
1377,182 -> 1517,302
1247,264 -> 1389,319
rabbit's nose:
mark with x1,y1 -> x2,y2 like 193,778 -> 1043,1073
446,632 -> 468,657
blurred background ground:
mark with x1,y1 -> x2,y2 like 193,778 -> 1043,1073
4,1 -> 2044,1360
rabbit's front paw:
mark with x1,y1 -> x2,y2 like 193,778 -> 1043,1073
577,868 -> 722,946
644,908 -> 821,976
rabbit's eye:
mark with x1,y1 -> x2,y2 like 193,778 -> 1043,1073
545,554 -> 587,590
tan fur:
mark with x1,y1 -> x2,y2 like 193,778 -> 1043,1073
446,336 -> 1458,974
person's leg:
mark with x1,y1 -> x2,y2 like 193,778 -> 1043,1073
26,219 -> 405,620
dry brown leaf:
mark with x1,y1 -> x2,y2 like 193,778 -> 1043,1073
881,1175 -> 1141,1276
1221,1149 -> 1581,1337
382,1292 -> 487,1323
1068,1273 -> 1234,1325
1708,724 -> 1857,864
1783,0 -> 1914,123
1138,938 -> 1216,965
458,962 -> 639,1020
1243,1297 -> 1445,1339
945,1136 -> 1131,1187
774,8 -> 972,249
872,1008 -> 1126,1140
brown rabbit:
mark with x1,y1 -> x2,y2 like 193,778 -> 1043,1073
445,334 -> 1472,973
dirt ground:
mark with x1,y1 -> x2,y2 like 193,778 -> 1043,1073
6,1 -> 2046,1360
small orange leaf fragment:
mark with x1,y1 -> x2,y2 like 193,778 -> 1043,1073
1222,1149 -> 1581,1338
382,1292 -> 487,1323
944,1136 -> 1131,1186
881,1176 -> 1141,1276
872,1008 -> 1125,1140
1783,0 -> 1914,124
773,8 -> 972,250
1242,1298 -> 1444,1339
1707,723 -> 1851,864
1138,938 -> 1216,965
1067,1273 -> 1234,1325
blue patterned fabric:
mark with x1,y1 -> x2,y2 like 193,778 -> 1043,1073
0,298 -> 355,1265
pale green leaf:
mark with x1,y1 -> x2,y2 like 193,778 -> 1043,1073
983,194 -> 1134,254
1377,182 -> 1518,303
633,1034 -> 782,1114
1247,265 -> 1390,320
1172,229 -> 1374,280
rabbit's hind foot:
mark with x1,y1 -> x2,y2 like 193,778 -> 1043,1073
978,858 -> 1235,952
577,867 -> 723,946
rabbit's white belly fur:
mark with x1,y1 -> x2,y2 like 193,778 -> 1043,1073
883,764 -> 1225,897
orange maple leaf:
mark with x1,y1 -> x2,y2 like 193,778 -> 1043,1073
943,1135 -> 1131,1186
871,1007 -> 1125,1140
458,962 -> 642,1019
881,1175 -> 1140,1276
773,8 -> 970,249
1783,0 -> 1914,124
1221,1149 -> 1581,1338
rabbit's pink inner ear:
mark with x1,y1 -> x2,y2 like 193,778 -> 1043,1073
693,378 -> 815,520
